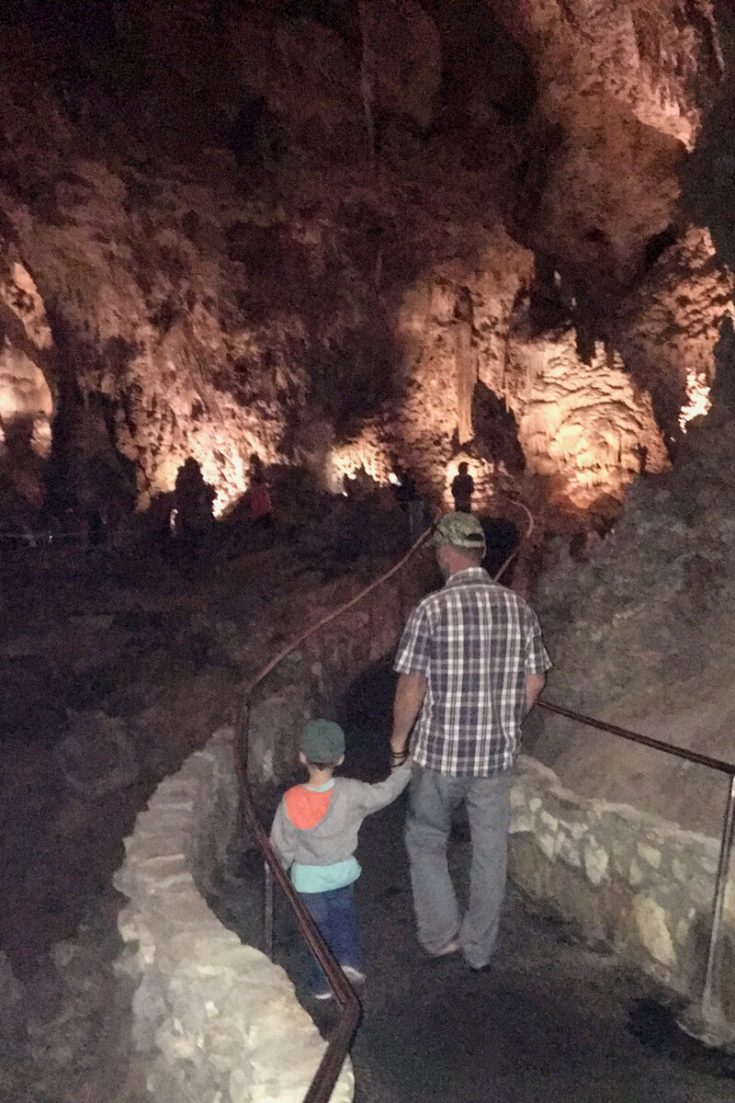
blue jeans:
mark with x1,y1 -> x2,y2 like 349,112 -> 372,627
299,883 -> 361,993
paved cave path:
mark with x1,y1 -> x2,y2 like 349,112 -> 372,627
217,683 -> 735,1103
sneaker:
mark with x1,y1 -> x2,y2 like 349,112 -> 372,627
342,965 -> 366,985
465,959 -> 492,974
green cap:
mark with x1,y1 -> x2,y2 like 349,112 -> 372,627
433,511 -> 486,549
301,719 -> 345,764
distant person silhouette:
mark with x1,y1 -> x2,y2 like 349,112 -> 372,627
634,443 -> 648,475
451,462 -> 474,513
248,452 -> 264,481
247,469 -> 273,526
393,465 -> 424,544
173,458 -> 215,555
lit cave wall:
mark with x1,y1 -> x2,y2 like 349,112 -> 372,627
0,0 -> 732,532
0,254 -> 54,524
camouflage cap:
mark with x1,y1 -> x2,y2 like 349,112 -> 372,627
433,511 -> 486,549
301,718 -> 345,764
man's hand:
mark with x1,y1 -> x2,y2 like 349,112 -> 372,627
524,671 -> 546,716
390,672 -> 427,761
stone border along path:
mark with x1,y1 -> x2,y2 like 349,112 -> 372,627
510,755 -> 735,1010
112,557 -> 428,1103
215,734 -> 735,1103
113,730 -> 735,1101
113,715 -> 735,1102
114,726 -> 354,1103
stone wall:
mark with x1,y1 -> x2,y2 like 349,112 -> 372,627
111,565 -> 429,1103
510,755 -> 735,1017
114,726 -> 354,1103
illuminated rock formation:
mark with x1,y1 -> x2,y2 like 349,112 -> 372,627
532,327 -> 735,836
0,0 -> 730,528
510,335 -> 669,508
0,253 -> 54,523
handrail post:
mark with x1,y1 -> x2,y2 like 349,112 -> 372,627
678,774 -> 735,1048
703,774 -> 735,1020
264,860 -> 274,960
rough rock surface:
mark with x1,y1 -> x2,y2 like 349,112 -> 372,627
531,325 -> 735,835
0,1 -> 730,529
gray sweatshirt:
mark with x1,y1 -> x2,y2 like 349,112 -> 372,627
270,763 -> 411,877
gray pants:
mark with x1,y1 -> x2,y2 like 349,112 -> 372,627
405,766 -> 513,969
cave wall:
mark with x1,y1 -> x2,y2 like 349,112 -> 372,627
0,251 -> 54,524
525,3 -> 735,837
0,0 -> 730,528
530,335 -> 735,840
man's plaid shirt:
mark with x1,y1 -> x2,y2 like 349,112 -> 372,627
394,568 -> 551,776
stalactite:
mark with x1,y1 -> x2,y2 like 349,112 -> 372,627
454,288 -> 476,446
358,1 -> 378,174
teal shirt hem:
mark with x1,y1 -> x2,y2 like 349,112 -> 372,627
291,856 -> 361,893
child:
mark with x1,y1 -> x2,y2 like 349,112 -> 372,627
270,717 -> 411,1000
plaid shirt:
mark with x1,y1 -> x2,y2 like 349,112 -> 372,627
394,568 -> 551,776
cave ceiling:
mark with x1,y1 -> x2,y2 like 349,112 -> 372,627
0,0 -> 732,526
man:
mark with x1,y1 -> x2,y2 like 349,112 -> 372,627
451,461 -> 474,513
390,512 -> 551,971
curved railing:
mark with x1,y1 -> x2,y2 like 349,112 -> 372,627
234,499 -> 735,1096
233,502 -> 534,1102
234,529 -> 432,1103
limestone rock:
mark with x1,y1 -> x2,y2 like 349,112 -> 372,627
0,0 -> 729,529
55,711 -> 139,798
0,951 -> 23,1030
632,894 -> 678,968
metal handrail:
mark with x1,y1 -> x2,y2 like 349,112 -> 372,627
538,700 -> 735,1047
539,701 -> 735,775
234,527 -> 434,1103
234,491 -> 735,1089
232,500 -> 535,1102
235,705 -> 361,1103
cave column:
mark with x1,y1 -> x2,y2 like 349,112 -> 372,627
454,288 -> 477,446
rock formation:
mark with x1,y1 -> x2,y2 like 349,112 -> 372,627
521,2 -> 735,840
0,0 -> 730,533
531,315 -> 735,836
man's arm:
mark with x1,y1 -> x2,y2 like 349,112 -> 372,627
391,672 -> 427,756
524,671 -> 546,716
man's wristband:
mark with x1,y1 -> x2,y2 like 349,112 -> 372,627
389,748 -> 408,765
